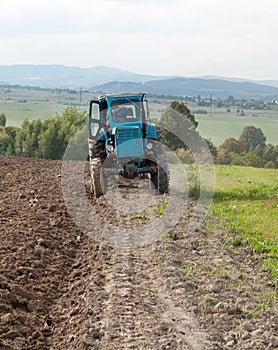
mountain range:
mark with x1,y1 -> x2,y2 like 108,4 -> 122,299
1,64 -> 278,100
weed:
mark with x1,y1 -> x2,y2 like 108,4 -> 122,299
156,232 -> 170,240
155,201 -> 168,216
177,261 -> 197,276
151,258 -> 161,264
156,208 -> 164,216
208,265 -> 229,278
99,265 -> 112,272
130,215 -> 150,221
198,296 -> 219,315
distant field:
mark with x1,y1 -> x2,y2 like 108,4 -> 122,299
1,87 -> 277,145
0,101 -> 67,126
196,113 -> 278,146
0,87 -> 94,126
150,102 -> 278,146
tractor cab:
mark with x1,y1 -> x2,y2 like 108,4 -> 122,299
89,93 -> 156,160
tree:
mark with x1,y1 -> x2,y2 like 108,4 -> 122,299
38,119 -> 61,159
0,126 -> 18,156
217,149 -> 232,165
219,137 -> 246,154
203,138 -> 218,158
216,101 -> 223,108
15,118 -> 34,157
241,152 -> 265,168
57,106 -> 87,151
239,125 -> 266,151
262,144 -> 278,168
159,101 -> 199,151
0,113 -> 6,127
0,127 -> 10,155
225,96 -> 236,106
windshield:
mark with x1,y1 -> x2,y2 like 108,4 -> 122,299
111,99 -> 141,122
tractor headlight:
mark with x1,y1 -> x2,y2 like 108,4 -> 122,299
106,144 -> 114,152
146,142 -> 153,150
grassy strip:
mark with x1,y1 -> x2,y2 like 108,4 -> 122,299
211,165 -> 278,277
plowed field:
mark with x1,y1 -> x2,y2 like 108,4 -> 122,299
0,157 -> 277,349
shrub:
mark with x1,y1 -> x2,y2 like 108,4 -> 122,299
176,148 -> 195,164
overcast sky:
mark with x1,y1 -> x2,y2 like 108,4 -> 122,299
1,0 -> 277,80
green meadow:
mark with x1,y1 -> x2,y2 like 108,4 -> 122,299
211,165 -> 278,277
0,100 -> 67,126
150,102 -> 278,146
0,87 -> 93,126
196,113 -> 278,146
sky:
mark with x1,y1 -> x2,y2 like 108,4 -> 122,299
1,0 -> 278,80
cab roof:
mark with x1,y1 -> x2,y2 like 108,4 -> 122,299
98,93 -> 146,100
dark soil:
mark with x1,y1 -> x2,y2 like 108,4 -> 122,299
0,157 -> 277,350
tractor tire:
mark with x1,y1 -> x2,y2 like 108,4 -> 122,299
151,128 -> 169,194
89,140 -> 106,159
158,154 -> 169,194
90,157 -> 106,198
151,154 -> 169,194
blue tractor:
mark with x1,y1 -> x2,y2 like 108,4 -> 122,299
88,93 -> 169,197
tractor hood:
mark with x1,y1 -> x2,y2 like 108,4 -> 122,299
112,126 -> 144,159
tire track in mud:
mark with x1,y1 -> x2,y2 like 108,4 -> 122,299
48,168 -> 211,350
77,176 -> 210,348
69,175 -> 210,349
81,246 -> 210,350
53,180 -> 277,350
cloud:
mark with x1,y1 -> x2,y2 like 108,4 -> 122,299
0,0 -> 278,79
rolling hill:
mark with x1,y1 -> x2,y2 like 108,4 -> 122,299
1,64 -> 278,99
92,77 -> 278,100
0,64 -> 171,88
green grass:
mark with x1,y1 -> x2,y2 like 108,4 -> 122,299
211,165 -> 278,277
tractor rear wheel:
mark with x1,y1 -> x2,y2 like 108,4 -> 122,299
151,154 -> 169,194
90,157 -> 106,198
157,154 -> 169,194
151,129 -> 169,194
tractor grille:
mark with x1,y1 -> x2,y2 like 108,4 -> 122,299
117,127 -> 140,139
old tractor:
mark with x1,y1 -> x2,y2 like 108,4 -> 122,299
88,93 -> 169,197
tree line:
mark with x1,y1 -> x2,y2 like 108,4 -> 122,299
0,103 -> 277,169
0,107 -> 87,159
159,101 -> 278,169
216,126 -> 278,168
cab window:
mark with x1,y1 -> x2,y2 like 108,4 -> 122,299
111,100 -> 140,122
